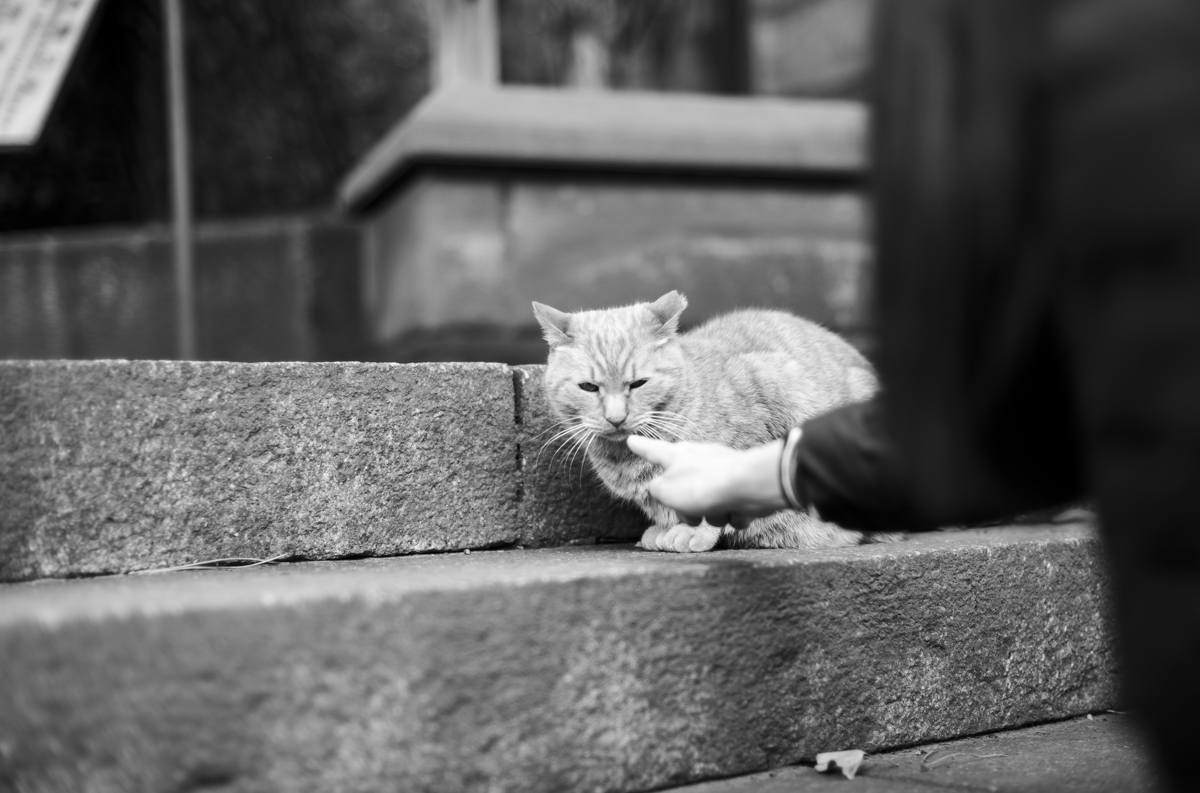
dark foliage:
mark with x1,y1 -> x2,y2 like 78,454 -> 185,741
0,0 -> 430,231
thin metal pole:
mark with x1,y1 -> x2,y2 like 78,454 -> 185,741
164,0 -> 196,359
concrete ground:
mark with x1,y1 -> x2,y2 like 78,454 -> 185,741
664,713 -> 1163,793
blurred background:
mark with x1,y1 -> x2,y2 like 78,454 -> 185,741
0,0 -> 874,364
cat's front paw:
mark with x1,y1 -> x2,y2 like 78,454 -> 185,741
639,522 -> 721,553
637,525 -> 666,550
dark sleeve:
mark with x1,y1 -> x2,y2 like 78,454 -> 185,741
789,393 -> 1087,530
787,399 -> 938,531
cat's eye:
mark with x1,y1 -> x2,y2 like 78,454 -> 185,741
629,379 -> 648,389
578,382 -> 599,392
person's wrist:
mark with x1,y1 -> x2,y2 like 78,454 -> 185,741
730,439 -> 790,512
778,428 -> 805,511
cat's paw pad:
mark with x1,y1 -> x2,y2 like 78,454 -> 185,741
658,523 -> 721,553
638,525 -> 667,551
687,523 -> 723,552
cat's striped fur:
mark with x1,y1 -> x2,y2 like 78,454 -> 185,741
534,291 -> 880,553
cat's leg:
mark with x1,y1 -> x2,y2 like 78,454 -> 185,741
721,510 -> 862,549
648,521 -> 723,553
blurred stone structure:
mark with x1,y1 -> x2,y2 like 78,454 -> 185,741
0,218 -> 364,362
341,0 -> 870,363
500,0 -> 872,98
499,0 -> 751,94
0,0 -> 874,363
751,0 -> 873,98
341,87 -> 868,363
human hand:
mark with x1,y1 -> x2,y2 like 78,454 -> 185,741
626,435 -> 790,529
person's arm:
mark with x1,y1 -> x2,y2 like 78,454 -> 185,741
626,397 -> 938,531
787,399 -> 936,530
624,435 -> 790,530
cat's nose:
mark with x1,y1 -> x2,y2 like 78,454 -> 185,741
604,397 -> 627,428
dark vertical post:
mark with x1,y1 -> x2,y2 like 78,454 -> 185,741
711,0 -> 751,95
164,0 -> 196,359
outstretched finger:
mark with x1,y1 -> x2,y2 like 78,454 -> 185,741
627,435 -> 675,467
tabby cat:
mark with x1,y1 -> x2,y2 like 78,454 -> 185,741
534,291 -> 880,553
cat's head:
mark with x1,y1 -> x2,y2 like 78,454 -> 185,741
532,291 -> 689,446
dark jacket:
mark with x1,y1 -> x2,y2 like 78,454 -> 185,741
800,2 -> 1200,787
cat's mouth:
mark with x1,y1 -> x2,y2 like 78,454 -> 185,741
599,429 -> 630,442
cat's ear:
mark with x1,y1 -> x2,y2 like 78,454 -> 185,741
647,291 -> 688,336
532,301 -> 572,347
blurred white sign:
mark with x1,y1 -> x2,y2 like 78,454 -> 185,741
0,0 -> 102,147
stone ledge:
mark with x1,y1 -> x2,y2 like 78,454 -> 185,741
0,360 -> 650,580
0,360 -> 518,580
0,524 -> 1115,793
340,86 -> 866,213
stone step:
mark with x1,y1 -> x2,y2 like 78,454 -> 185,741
0,360 -> 644,581
0,523 -> 1114,793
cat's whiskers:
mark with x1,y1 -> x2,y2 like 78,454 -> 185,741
548,419 -> 608,474
640,409 -> 698,432
541,422 -> 588,449
630,414 -> 673,438
528,416 -> 579,443
636,423 -> 670,442
539,422 -> 592,469
536,424 -> 584,466
633,410 -> 697,442
567,432 -> 595,490
641,421 -> 682,442
640,413 -> 690,429
561,424 -> 605,486
579,434 -> 598,490
548,432 -> 591,472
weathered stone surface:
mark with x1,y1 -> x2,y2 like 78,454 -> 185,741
513,365 -> 647,544
0,525 -> 1115,793
0,360 -> 517,580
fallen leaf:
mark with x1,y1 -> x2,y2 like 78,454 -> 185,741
816,750 -> 865,779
